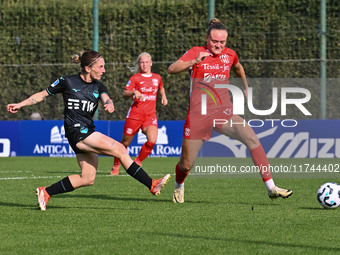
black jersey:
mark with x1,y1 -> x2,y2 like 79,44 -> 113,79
46,74 -> 109,131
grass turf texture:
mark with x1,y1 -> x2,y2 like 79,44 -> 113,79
1,157 -> 340,254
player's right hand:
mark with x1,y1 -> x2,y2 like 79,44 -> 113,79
195,52 -> 212,64
134,91 -> 145,101
6,104 -> 20,113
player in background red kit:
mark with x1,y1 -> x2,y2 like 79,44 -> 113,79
111,52 -> 168,175
168,18 -> 292,203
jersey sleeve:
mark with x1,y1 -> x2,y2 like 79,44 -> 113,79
179,47 -> 199,62
46,77 -> 66,96
125,76 -> 136,91
232,51 -> 239,66
99,82 -> 109,96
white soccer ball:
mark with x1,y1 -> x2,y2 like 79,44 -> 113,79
317,182 -> 340,209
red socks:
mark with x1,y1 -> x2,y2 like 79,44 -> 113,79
249,145 -> 272,182
113,157 -> 120,167
175,162 -> 189,184
137,141 -> 155,162
174,145 -> 271,185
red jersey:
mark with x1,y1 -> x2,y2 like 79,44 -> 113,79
125,72 -> 163,120
180,45 -> 239,112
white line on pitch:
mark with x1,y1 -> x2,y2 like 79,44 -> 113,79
0,173 -> 167,181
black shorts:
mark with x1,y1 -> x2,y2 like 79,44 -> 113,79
65,126 -> 95,154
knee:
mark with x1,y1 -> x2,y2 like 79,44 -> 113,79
179,160 -> 191,174
82,175 -> 96,186
147,137 -> 157,144
86,179 -> 95,186
87,178 -> 96,186
115,142 -> 129,159
121,141 -> 129,148
244,134 -> 260,148
120,138 -> 130,148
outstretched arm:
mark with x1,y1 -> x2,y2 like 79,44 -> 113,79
6,90 -> 49,113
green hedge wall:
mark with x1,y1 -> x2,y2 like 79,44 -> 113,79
1,0 -> 339,121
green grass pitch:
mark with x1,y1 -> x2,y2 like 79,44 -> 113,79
1,157 -> 340,254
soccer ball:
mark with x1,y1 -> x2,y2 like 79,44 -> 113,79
317,182 -> 340,209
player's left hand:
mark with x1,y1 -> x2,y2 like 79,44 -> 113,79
161,97 -> 168,106
104,102 -> 115,113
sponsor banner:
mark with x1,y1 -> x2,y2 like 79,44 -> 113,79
1,120 -> 339,158
18,120 -> 109,157
108,120 -> 125,141
0,121 -> 19,157
200,119 -> 340,158
19,120 -> 75,157
0,120 -> 183,157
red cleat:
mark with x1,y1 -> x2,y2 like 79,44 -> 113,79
36,187 -> 50,211
110,162 -> 120,175
150,174 -> 171,196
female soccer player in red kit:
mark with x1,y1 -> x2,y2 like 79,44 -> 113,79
168,19 -> 292,203
111,52 -> 168,175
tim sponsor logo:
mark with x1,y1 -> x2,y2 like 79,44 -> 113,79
67,98 -> 96,112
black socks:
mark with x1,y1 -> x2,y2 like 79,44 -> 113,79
44,162 -> 153,197
126,162 -> 153,189
45,177 -> 75,196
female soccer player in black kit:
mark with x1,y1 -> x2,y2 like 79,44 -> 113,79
6,51 -> 170,211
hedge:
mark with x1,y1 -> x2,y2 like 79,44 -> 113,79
1,0 -> 339,121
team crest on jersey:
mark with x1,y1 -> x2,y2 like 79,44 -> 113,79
152,79 -> 158,86
80,127 -> 88,134
184,127 -> 190,137
93,90 -> 99,98
220,54 -> 230,64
